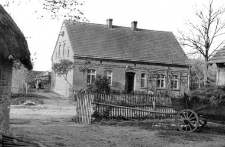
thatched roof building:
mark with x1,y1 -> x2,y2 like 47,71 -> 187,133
0,4 -> 32,70
0,4 -> 32,135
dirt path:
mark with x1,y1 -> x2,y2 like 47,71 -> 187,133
10,91 -> 225,147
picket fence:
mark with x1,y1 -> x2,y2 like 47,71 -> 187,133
76,93 -> 177,124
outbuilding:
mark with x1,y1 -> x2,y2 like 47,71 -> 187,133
0,5 -> 32,134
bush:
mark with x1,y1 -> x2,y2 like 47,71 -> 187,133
188,85 -> 225,107
86,75 -> 111,94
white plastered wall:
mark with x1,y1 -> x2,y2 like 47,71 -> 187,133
51,23 -> 74,98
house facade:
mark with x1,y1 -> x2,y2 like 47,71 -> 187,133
11,66 -> 27,94
51,19 -> 190,98
208,46 -> 225,85
0,5 -> 32,135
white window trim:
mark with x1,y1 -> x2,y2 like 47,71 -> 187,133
63,43 -> 66,57
106,71 -> 113,85
87,69 -> 96,84
58,44 -> 61,58
171,74 -> 180,90
67,48 -> 69,57
141,73 -> 147,88
157,73 -> 166,89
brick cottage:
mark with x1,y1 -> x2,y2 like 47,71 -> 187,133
51,19 -> 190,98
0,5 -> 32,134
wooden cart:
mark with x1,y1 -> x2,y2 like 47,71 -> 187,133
171,97 -> 225,132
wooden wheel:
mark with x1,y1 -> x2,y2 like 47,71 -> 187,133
175,109 -> 199,132
198,120 -> 207,128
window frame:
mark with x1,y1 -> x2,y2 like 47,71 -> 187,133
106,71 -> 113,85
62,43 -> 66,57
67,48 -> 69,57
140,73 -> 147,88
170,73 -> 180,90
156,73 -> 166,89
87,69 -> 96,84
58,44 -> 61,58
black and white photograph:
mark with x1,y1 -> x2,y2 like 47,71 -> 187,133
0,0 -> 225,146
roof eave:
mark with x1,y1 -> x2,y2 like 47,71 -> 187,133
73,54 -> 189,68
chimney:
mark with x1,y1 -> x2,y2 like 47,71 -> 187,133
131,21 -> 138,31
106,19 -> 113,28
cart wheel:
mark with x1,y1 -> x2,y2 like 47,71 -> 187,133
198,120 -> 207,128
175,109 -> 199,132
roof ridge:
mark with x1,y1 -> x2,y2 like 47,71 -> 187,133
64,20 -> 172,33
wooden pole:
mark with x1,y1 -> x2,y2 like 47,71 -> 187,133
92,102 -> 176,115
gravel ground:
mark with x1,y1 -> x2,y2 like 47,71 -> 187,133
9,91 -> 225,147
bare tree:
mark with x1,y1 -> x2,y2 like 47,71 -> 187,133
1,0 -> 87,21
178,0 -> 225,85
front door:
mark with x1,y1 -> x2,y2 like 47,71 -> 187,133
125,72 -> 135,93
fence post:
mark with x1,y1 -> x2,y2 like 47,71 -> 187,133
152,96 -> 156,111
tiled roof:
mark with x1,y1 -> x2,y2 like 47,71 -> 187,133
208,46 -> 225,63
65,21 -> 188,66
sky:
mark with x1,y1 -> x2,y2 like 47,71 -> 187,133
2,0 -> 225,71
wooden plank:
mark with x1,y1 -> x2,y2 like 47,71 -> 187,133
92,102 -> 177,115
77,93 -> 176,122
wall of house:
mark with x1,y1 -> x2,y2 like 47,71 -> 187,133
216,66 -> 225,85
51,23 -> 75,98
52,70 -> 74,98
0,58 -> 13,135
11,66 -> 26,94
73,59 -> 189,96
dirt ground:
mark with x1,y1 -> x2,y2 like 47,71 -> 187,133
10,91 -> 225,147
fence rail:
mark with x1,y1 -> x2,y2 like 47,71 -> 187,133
76,93 -> 177,124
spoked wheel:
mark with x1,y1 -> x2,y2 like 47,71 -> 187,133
175,109 -> 199,132
198,120 -> 207,128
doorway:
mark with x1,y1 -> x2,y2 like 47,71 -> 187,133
125,72 -> 135,93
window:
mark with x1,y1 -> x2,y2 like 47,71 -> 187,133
141,73 -> 146,87
157,73 -> 166,88
87,69 -> 96,84
63,43 -> 66,57
58,45 -> 61,58
55,52 -> 57,59
171,74 -> 179,89
67,49 -> 69,57
106,71 -> 113,85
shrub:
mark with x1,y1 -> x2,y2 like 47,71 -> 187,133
188,85 -> 225,107
86,75 -> 111,94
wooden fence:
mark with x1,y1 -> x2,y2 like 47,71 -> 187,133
76,93 -> 177,124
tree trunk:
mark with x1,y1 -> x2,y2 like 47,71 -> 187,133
203,58 -> 209,86
25,83 -> 28,94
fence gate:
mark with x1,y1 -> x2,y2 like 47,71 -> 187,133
76,94 -> 94,124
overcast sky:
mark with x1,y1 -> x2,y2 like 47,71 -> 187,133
2,0 -> 225,71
